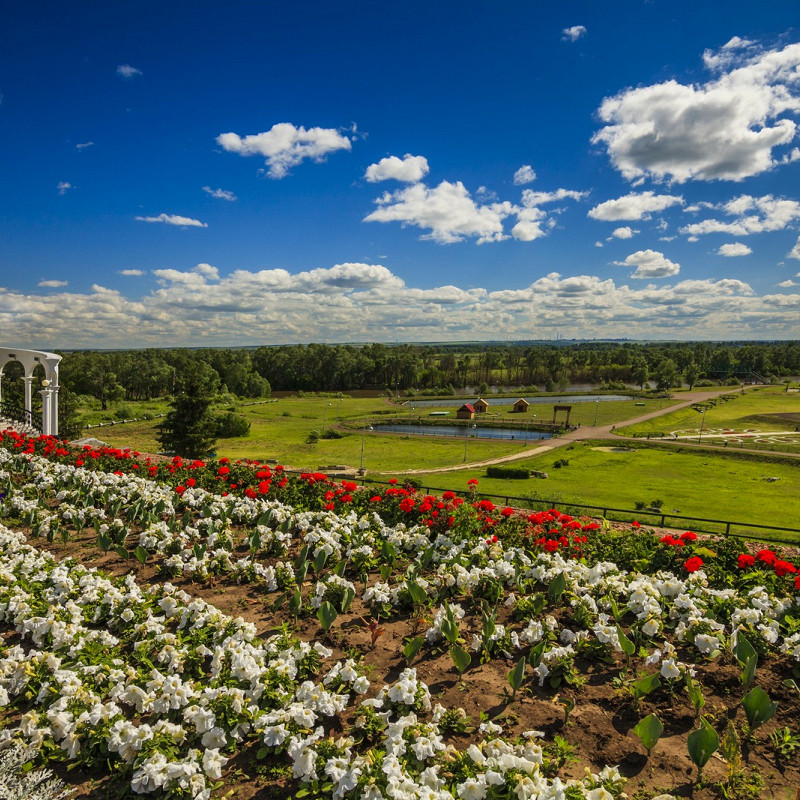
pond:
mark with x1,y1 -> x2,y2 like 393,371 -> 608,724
369,424 -> 555,441
404,394 -> 633,408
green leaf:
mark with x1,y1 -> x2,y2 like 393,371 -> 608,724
114,545 -> 129,560
633,713 -> 663,754
632,673 -> 661,699
403,636 -> 424,665
684,672 -> 706,717
547,572 -> 567,605
687,717 -> 719,775
507,656 -> 527,698
332,558 -> 347,577
312,549 -> 329,574
528,639 -> 547,668
340,586 -> 355,613
741,686 -> 777,730
97,532 -> 112,552
616,625 -> 636,657
192,543 -> 205,561
317,600 -> 338,632
419,544 -> 435,569
450,644 -> 471,675
441,606 -> 459,645
407,580 -> 428,607
134,545 -> 149,565
733,634 -> 756,666
741,654 -> 757,690
289,588 -> 302,618
248,530 -> 262,552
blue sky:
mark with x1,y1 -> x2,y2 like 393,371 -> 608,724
1,0 -> 799,348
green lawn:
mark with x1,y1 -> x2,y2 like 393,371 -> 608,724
93,395 -> 523,471
381,441 -> 800,541
618,386 -> 800,437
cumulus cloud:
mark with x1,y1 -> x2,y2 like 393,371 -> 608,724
202,186 -> 237,201
562,25 -> 587,42
364,178 -> 585,244
2,264 -> 797,346
57,181 -> 72,195
37,279 -> 68,288
588,191 -> 684,221
364,180 -> 514,244
717,242 -> 752,257
681,194 -> 800,236
135,213 -> 208,228
119,269 -> 144,276
778,279 -> 797,287
217,122 -> 352,179
610,226 -> 637,239
789,235 -> 800,260
593,41 -> 800,183
116,64 -> 142,78
364,154 -> 429,183
76,141 -> 94,150
513,165 -> 537,185
615,249 -> 680,279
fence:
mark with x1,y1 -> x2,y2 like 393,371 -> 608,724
355,478 -> 800,545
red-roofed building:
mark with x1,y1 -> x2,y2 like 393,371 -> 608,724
456,403 -> 476,420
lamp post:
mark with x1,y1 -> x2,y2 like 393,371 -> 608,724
593,398 -> 600,426
463,423 -> 476,462
697,406 -> 707,444
322,402 -> 332,431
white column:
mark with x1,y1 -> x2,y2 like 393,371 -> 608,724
0,373 -> 3,406
22,376 -> 35,424
40,388 -> 51,435
50,385 -> 59,436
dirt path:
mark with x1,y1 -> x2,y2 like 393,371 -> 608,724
394,387 -> 800,475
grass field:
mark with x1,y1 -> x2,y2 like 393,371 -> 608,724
379,441 -> 800,540
619,385 -> 800,436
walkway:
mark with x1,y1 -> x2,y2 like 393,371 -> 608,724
395,388 -> 800,474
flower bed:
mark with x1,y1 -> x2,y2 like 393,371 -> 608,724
0,430 -> 798,798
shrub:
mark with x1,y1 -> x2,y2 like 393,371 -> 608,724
552,459 -> 570,469
214,411 -> 251,438
486,466 -> 530,479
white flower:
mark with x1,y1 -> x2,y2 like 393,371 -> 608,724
202,748 -> 227,779
458,776 -> 487,800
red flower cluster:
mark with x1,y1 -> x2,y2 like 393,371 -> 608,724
737,549 -> 798,582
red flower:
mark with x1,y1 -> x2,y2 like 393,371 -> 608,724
500,507 -> 513,518
774,560 -> 797,577
795,575 -> 800,591
756,549 -> 776,565
218,466 -> 230,477
175,485 -> 186,495
737,554 -> 756,569
680,531 -> 698,542
467,478 -> 478,486
684,556 -> 703,573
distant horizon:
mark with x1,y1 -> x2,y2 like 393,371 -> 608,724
1,1 -> 799,347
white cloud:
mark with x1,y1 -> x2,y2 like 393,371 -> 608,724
135,213 -> 208,228
521,188 -> 587,205
789,235 -> 800,260
2,265 -> 797,346
717,242 -> 752,257
778,279 -> 797,287
615,249 -> 680,279
57,181 -> 72,195
681,194 -> 800,236
202,186 -> 237,201
217,122 -> 352,179
37,279 -> 68,288
116,64 -> 142,78
513,165 -> 537,185
364,154 -> 429,183
364,180 -> 513,244
119,269 -> 144,276
588,191 -> 684,221
76,141 -> 94,150
562,25 -> 587,42
610,226 -> 637,240
593,41 -> 800,183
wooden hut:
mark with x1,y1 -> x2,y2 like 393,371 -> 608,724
456,403 -> 476,420
512,398 -> 530,413
473,398 -> 489,413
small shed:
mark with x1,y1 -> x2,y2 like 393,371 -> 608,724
512,398 -> 530,413
456,403 -> 476,420
474,398 -> 490,413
